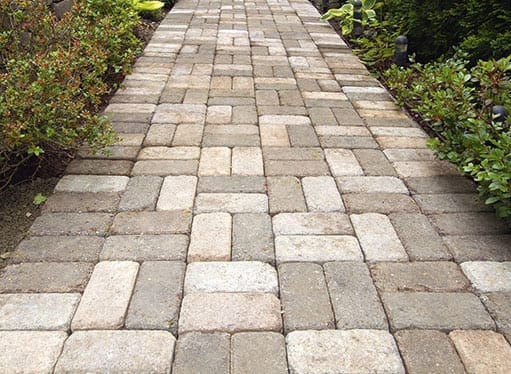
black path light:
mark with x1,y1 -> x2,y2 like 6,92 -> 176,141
352,0 -> 363,37
492,105 -> 508,123
394,35 -> 408,67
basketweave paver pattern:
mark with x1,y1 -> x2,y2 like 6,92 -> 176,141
1,0 -> 511,371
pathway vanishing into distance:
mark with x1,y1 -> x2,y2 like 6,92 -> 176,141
1,0 -> 511,372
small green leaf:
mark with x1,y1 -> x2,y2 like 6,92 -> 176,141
33,193 -> 48,206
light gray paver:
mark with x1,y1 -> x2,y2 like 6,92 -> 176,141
302,176 -> 345,212
184,261 -> 278,295
111,210 -> 192,234
179,293 -> 282,333
279,263 -> 335,332
351,213 -> 408,261
55,175 -> 129,193
195,193 -> 268,213
0,331 -> 67,374
337,176 -> 408,194
100,234 -> 188,261
126,261 -> 185,333
325,148 -> 363,176
173,332 -> 230,374
71,261 -> 139,330
188,212 -> 232,262
449,330 -> 511,373
324,262 -> 388,329
156,175 -> 197,210
480,292 -> 511,334
231,332 -> 288,374
286,330 -> 405,374
232,147 -> 264,175
460,261 -> 511,292
0,293 -> 80,330
198,147 -> 231,176
55,330 -> 175,373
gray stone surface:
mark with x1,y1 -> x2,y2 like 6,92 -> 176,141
184,261 -> 278,295
0,331 -> 67,374
414,193 -> 491,213
0,262 -> 93,293
273,213 -> 353,235
179,293 -> 282,333
431,213 -> 511,235
231,332 -> 288,374
42,192 -> 120,213
11,236 -> 103,263
71,261 -> 139,330
66,159 -> 134,175
195,193 -> 268,213
100,234 -> 188,261
111,211 -> 192,234
461,261 -> 511,292
126,261 -> 185,333
172,332 -> 230,374
0,293 -> 80,330
267,176 -> 307,214
302,176 -> 345,212
232,213 -> 275,263
353,149 -> 397,176
324,262 -> 388,329
382,292 -> 495,330
55,175 -> 129,193
188,213 -> 232,262
119,176 -> 162,211
197,176 -> 267,193
395,330 -> 465,374
481,292 -> 511,334
344,193 -> 420,214
286,330 -> 405,374
371,261 -> 469,292
157,175 -> 197,210
55,331 -> 175,373
443,235 -> 511,262
29,213 -> 113,236
405,176 -> 477,194
279,263 -> 335,332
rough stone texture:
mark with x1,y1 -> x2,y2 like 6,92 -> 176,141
0,331 -> 67,374
344,193 -> 420,214
195,193 -> 268,213
382,292 -> 495,330
132,159 -> 198,176
55,175 -> 129,193
273,213 -> 353,235
275,235 -> 362,263
42,192 -> 120,213
100,234 -> 188,261
71,261 -> 139,330
324,148 -> 363,176
414,193 -> 491,213
66,159 -> 134,175
279,263 -> 335,332
460,261 -> 511,292
157,175 -> 197,210
232,213 -> 275,264
449,330 -> 511,373
231,332 -> 288,374
405,176 -> 476,194
324,262 -> 388,329
302,176 -> 344,212
431,212 -> 511,235
267,176 -> 307,214
11,236 -> 103,263
198,176 -> 266,193
371,262 -> 469,292
198,147 -> 231,176
351,213 -> 408,261
337,176 -> 408,194
126,261 -> 185,333
481,292 -> 511,334
119,176 -> 162,211
184,261 -> 278,295
353,149 -> 397,176
286,330 -> 405,374
29,213 -> 113,236
232,147 -> 264,175
443,235 -> 511,262
179,293 -> 282,333
188,213 -> 232,262
0,262 -> 93,293
111,211 -> 192,234
395,330 -> 465,374
172,332 -> 230,374
55,331 -> 175,373
0,293 -> 80,330
390,213 -> 451,261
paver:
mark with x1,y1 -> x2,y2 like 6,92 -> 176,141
353,149 -> 397,176
126,261 -> 185,333
267,176 -> 307,214
286,330 -> 405,374
232,213 -> 275,263
231,332 -> 288,374
279,262 -> 335,332
197,176 -> 266,193
431,213 -> 511,235
100,234 -> 188,261
337,176 -> 408,194
111,210 -> 192,234
173,332 -> 230,374
405,175 -> 476,194
0,293 -> 80,330
55,331 -> 175,373
71,261 -> 139,330
43,192 -> 120,213
198,147 -> 231,176
188,212 -> 232,261
157,175 -> 197,210
29,212 -> 113,236
351,213 -> 408,261
232,147 -> 264,175
481,292 -> 511,334
460,261 -> 511,292
344,193 -> 420,214
0,262 -> 93,293
195,193 -> 268,213
449,330 -> 511,373
443,235 -> 511,262
119,176 -> 162,211
184,261 -> 278,295
395,330 -> 465,374
178,293 -> 282,333
414,193 -> 491,213
273,212 -> 353,235
66,159 -> 134,175
324,148 -> 363,176
138,146 -> 200,160
382,292 -> 495,330
302,176 -> 344,212
132,159 -> 198,176
0,331 -> 67,374
324,262 -> 388,329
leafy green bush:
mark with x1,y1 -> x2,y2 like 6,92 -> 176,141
321,0 -> 380,35
0,0 -> 141,188
385,53 -> 511,218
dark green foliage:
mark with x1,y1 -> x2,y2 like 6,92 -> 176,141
0,0 -> 141,188
385,54 -> 511,218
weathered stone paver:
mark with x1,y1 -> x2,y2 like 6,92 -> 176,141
6,0 -> 511,371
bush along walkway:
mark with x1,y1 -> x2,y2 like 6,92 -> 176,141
1,0 -> 511,372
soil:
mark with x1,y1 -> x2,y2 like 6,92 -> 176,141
0,12 -> 168,268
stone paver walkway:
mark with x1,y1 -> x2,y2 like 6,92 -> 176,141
2,0 -> 511,372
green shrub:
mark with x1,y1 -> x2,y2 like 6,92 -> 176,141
0,0 -> 141,188
385,53 -> 511,218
